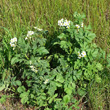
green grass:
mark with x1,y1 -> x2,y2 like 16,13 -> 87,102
0,0 -> 110,51
87,76 -> 110,110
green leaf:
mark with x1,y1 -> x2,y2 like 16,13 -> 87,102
17,86 -> 25,93
20,92 -> 29,98
60,41 -> 72,49
92,43 -> 97,48
88,33 -> 96,41
81,13 -> 86,19
77,88 -> 86,96
3,40 -> 9,50
86,25 -> 92,30
31,94 -> 34,98
60,41 -> 68,48
71,82 -> 76,91
76,70 -> 82,79
96,63 -> 103,71
11,57 -> 18,65
0,95 -> 7,104
48,83 -> 57,96
49,94 -> 58,104
2,70 -> 6,81
63,95 -> 70,104
107,64 -> 110,68
11,56 -> 24,65
74,60 -> 80,69
0,84 -> 5,91
15,80 -> 21,86
55,82 -> 62,87
92,49 -> 98,57
45,108 -> 51,110
65,87 -> 72,95
21,97 -> 28,104
37,47 -> 49,55
58,33 -> 66,40
95,74 -> 101,83
56,74 -> 64,83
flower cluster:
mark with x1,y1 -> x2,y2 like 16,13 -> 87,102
78,51 -> 86,59
75,24 -> 80,29
30,65 -> 38,73
10,37 -> 17,50
34,27 -> 43,31
25,31 -> 34,40
44,79 -> 49,84
58,18 -> 70,28
81,22 -> 84,27
74,13 -> 81,18
75,22 -> 84,30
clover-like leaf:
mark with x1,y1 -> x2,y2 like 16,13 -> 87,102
56,74 -> 64,83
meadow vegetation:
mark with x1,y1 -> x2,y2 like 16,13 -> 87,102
0,0 -> 110,110
0,0 -> 110,47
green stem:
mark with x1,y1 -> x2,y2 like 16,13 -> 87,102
25,54 -> 29,60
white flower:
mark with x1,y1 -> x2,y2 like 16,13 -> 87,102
30,65 -> 34,69
13,37 -> 17,42
13,48 -> 15,50
10,37 -> 17,43
64,22 -> 68,26
10,37 -> 17,50
60,18 -> 64,22
78,51 -> 80,55
25,31 -> 34,40
30,65 -> 35,71
25,37 -> 28,40
30,65 -> 38,73
78,51 -> 82,59
58,19 -> 63,26
58,18 -> 64,25
10,39 -> 14,43
27,31 -> 34,37
81,51 -> 86,57
75,24 -> 80,29
10,43 -> 16,48
44,79 -> 49,84
30,61 -> 32,65
78,54 -> 82,59
32,68 -> 35,72
78,51 -> 86,59
34,27 -> 43,31
66,26 -> 70,29
81,22 -> 84,27
58,18 -> 70,28
34,69 -> 38,73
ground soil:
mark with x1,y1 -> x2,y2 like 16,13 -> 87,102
0,92 -> 88,110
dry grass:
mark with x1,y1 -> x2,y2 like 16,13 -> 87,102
0,0 -> 110,51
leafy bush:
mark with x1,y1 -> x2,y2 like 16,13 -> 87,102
0,12 -> 108,110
